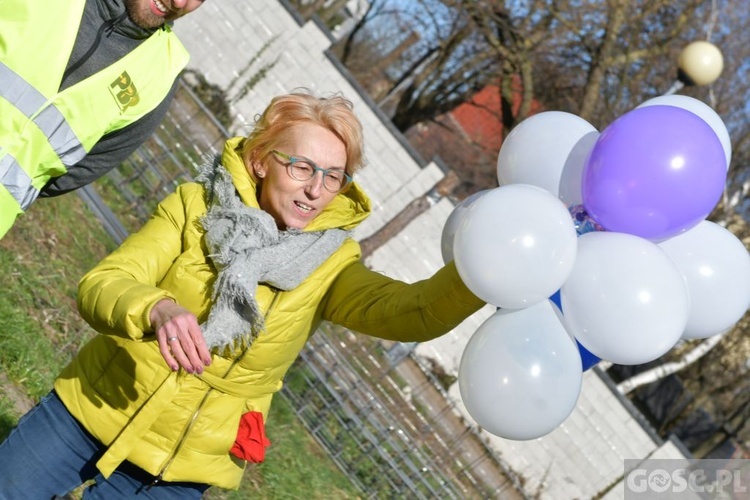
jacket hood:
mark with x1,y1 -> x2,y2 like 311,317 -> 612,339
220,137 -> 372,232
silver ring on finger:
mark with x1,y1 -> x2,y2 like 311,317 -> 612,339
167,336 -> 179,343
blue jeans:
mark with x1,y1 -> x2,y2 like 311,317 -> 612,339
0,391 -> 210,499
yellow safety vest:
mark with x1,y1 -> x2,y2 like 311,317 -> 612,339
0,0 -> 189,238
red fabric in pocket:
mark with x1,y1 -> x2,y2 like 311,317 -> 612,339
230,411 -> 271,463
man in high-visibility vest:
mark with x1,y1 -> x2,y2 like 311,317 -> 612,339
0,0 -> 206,238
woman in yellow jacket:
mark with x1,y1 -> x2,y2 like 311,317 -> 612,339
0,92 -> 484,499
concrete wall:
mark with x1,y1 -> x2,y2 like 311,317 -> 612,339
173,2 -> 688,498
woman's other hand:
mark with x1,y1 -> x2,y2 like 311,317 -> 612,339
150,299 -> 212,374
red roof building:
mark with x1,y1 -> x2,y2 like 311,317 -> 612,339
405,83 -> 541,198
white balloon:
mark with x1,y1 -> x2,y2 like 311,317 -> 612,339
458,302 -> 582,440
637,95 -> 732,169
454,184 -> 578,309
659,221 -> 750,339
440,190 -> 491,264
558,131 -> 600,206
496,111 -> 598,204
561,232 -> 689,365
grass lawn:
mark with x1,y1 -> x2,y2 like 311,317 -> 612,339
0,192 -> 360,499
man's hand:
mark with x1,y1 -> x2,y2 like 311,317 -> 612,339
150,299 -> 212,373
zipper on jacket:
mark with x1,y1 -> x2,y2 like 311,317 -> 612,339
149,290 -> 282,487
148,385 -> 215,489
62,10 -> 128,84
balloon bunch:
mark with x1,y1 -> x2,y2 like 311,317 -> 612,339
444,96 -> 750,441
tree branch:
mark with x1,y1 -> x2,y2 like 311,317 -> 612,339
617,334 -> 726,395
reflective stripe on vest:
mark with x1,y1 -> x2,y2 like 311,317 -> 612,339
0,62 -> 86,166
0,3 -> 189,216
0,151 -> 36,210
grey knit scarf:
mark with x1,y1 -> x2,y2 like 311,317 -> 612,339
196,157 -> 348,351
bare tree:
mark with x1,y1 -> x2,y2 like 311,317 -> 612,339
335,0 -> 390,66
609,0 -> 750,404
334,0 -> 750,454
332,0 -> 749,211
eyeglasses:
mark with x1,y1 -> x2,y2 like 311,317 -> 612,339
270,150 -> 352,193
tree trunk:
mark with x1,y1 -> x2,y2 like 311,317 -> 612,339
338,1 -> 375,64
617,334 -> 725,395
359,170 -> 460,259
578,0 -> 628,121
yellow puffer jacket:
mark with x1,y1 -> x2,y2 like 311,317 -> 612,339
54,137 -> 484,489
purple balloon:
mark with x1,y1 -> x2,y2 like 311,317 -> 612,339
582,105 -> 726,241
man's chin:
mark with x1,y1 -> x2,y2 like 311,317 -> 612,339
130,15 -> 166,29
125,6 -> 166,29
